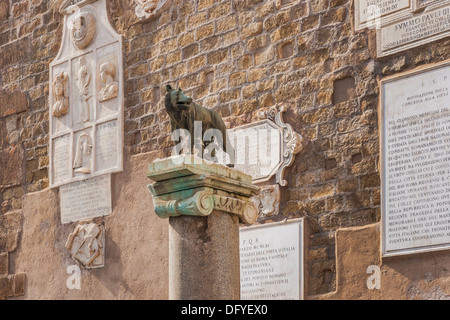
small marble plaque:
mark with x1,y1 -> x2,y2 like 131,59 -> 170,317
381,61 -> 450,256
60,174 -> 112,224
52,134 -> 71,185
239,219 -> 304,300
95,120 -> 119,172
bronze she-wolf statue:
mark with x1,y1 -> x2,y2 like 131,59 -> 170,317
164,85 -> 235,166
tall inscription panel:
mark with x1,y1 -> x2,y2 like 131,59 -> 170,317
381,61 -> 450,256
49,0 -> 124,223
239,219 -> 305,300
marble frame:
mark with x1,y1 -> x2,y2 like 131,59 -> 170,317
49,0 -> 124,188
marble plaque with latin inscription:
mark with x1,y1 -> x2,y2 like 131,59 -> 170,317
381,61 -> 450,256
60,174 -> 112,224
239,219 -> 304,300
228,120 -> 281,184
377,3 -> 450,57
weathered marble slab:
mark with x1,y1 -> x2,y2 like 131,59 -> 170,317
377,2 -> 450,57
381,61 -> 450,256
60,174 -> 112,224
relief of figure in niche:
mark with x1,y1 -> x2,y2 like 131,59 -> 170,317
76,57 -> 92,123
98,61 -> 119,102
65,221 -> 105,269
52,72 -> 70,118
252,184 -> 280,218
73,132 -> 92,174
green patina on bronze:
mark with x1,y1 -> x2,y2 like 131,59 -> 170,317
147,156 -> 260,224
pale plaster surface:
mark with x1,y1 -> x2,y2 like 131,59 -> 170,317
315,223 -> 450,300
9,148 -> 169,299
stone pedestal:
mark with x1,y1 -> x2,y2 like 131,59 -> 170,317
147,156 -> 259,300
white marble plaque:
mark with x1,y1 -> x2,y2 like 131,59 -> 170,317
354,0 -> 411,30
95,120 -> 119,172
377,3 -> 450,57
49,0 -> 123,188
52,134 -> 71,184
381,61 -> 450,257
239,219 -> 304,300
60,174 -> 112,224
229,120 -> 281,183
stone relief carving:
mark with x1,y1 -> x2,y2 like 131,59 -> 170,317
251,184 -> 280,218
65,221 -> 105,269
70,10 -> 96,50
151,187 -> 258,224
98,61 -> 119,102
153,189 -> 214,218
49,0 -> 124,189
60,0 -> 98,14
52,72 -> 70,118
76,57 -> 92,122
134,0 -> 168,19
213,194 -> 258,225
258,105 -> 304,186
73,133 -> 93,174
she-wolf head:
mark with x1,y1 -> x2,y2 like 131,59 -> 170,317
165,85 -> 192,110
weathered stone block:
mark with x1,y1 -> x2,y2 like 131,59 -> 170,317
0,89 -> 29,118
0,253 -> 7,275
0,275 -> 13,299
0,145 -> 24,187
0,0 -> 8,21
14,273 -> 26,296
0,210 -> 22,253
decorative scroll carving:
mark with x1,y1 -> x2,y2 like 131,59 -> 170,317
65,221 -> 105,269
99,61 -> 119,102
73,133 -> 92,174
153,189 -> 214,218
71,10 -> 96,50
76,57 -> 92,122
274,106 -> 304,186
134,0 -> 169,19
252,184 -> 280,218
213,194 -> 258,225
52,72 -> 69,118
152,188 -> 258,224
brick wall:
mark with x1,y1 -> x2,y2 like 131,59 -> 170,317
0,0 -> 449,298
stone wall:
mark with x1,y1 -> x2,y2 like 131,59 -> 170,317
0,0 -> 450,299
